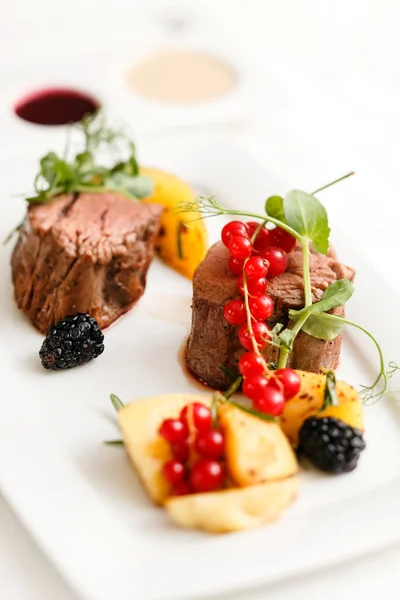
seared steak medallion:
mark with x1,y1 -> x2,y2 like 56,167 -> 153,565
11,192 -> 163,332
186,241 -> 355,390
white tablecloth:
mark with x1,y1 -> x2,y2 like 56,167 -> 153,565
1,1 -> 400,598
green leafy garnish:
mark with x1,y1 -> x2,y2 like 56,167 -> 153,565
298,312 -> 347,340
110,393 -> 124,412
283,189 -> 331,254
265,195 -> 285,221
291,280 -> 354,319
24,112 -> 153,206
321,370 -> 339,409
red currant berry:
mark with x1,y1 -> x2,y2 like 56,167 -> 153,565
253,384 -> 285,416
238,322 -> 270,350
159,418 -> 188,443
245,222 -> 270,252
252,321 -> 271,347
171,439 -> 190,462
242,375 -> 268,402
268,227 -> 296,253
223,299 -> 246,325
228,256 -> 245,276
248,295 -> 274,320
238,325 -> 255,350
194,429 -> 224,459
171,481 -> 192,496
189,458 -> 224,493
238,352 -> 266,377
221,221 -> 247,247
273,368 -> 301,400
162,460 -> 185,485
238,274 -> 267,297
244,256 -> 268,279
260,247 -> 288,278
229,235 -> 253,259
180,403 -> 212,433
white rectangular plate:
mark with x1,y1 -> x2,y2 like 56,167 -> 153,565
1,140 -> 399,600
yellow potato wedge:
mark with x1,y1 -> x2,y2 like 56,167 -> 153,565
141,167 -> 208,279
281,371 -> 364,447
118,393 -> 211,505
165,477 -> 299,533
218,404 -> 298,487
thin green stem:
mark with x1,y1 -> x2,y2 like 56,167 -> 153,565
311,171 -> 354,195
322,314 -> 387,392
218,208 -> 303,242
301,238 -> 313,308
278,311 -> 310,369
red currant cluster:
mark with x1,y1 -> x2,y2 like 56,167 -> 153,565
159,403 -> 225,496
221,220 -> 301,416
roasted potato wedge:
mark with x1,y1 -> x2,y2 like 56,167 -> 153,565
219,404 -> 298,487
141,167 -> 208,279
118,393 -> 211,505
165,477 -> 299,533
281,371 -> 364,447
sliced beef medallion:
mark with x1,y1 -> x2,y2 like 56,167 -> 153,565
11,192 -> 163,333
186,241 -> 355,390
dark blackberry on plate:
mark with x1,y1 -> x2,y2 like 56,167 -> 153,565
298,416 -> 366,474
39,313 -> 104,370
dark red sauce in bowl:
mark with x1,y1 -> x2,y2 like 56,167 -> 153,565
14,88 -> 99,126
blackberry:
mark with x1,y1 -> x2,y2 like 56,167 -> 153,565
298,416 -> 365,474
39,313 -> 104,370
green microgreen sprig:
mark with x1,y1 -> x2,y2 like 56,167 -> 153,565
28,112 -> 153,205
6,112 -> 154,244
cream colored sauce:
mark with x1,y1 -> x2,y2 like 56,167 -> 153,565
126,51 -> 237,103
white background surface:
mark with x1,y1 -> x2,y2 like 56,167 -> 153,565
1,0 -> 400,598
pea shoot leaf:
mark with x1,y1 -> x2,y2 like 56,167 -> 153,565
284,189 -> 330,254
295,312 -> 346,340
290,279 -> 354,320
265,195 -> 286,221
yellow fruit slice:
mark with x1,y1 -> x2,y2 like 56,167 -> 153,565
218,403 -> 298,487
141,167 -> 208,279
280,370 -> 364,447
165,477 -> 300,533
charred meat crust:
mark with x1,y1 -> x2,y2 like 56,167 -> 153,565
186,241 -> 355,390
11,192 -> 163,332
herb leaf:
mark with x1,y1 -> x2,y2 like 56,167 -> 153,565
298,312 -> 347,340
322,369 -> 339,409
104,439 -> 124,445
110,393 -> 125,412
225,399 -> 277,422
290,279 -> 354,320
105,173 -> 153,199
265,195 -> 285,221
284,190 -> 331,254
